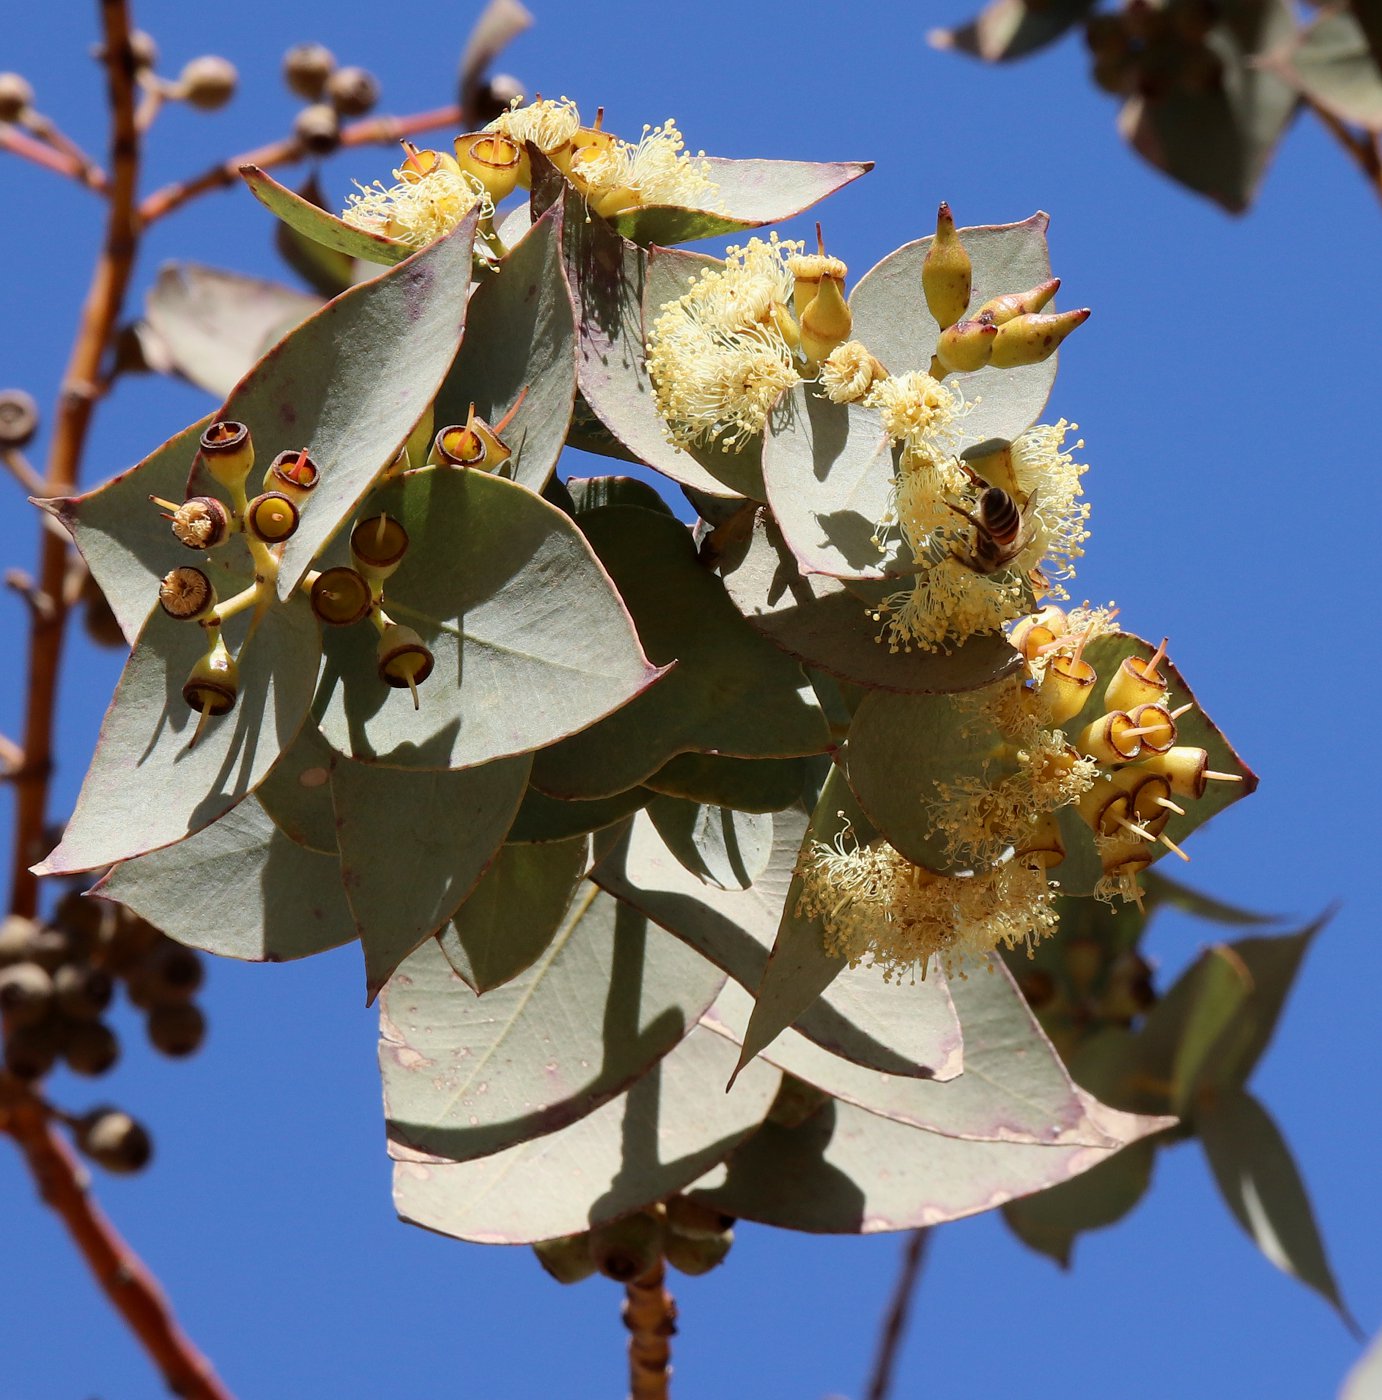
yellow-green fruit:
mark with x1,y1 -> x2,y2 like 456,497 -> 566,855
922,202 -> 973,330
183,638 -> 239,717
351,514 -> 410,580
664,1195 -> 734,1239
244,491 -> 300,544
376,624 -> 435,696
532,1232 -> 598,1285
590,1212 -> 663,1282
310,567 -> 373,627
665,1226 -> 733,1277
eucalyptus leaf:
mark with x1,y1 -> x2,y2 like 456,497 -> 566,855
1199,1088 -> 1355,1327
314,470 -> 661,770
380,888 -> 725,1164
529,506 -> 829,800
644,752 -> 811,813
140,263 -> 321,400
257,721 -> 340,855
97,796 -> 355,962
272,173 -> 357,298
646,795 -> 773,892
1169,946 -> 1253,1116
39,597 -> 321,874
609,156 -> 872,246
688,1090 -> 1168,1234
391,1023 -> 778,1245
715,502 -> 1020,695
332,754 -> 532,999
594,807 -> 964,1081
929,0 -> 1098,61
1272,9 -> 1382,130
242,165 -> 414,266
438,837 -> 590,993
849,213 -> 1058,449
432,202 -> 577,491
508,785 -> 654,844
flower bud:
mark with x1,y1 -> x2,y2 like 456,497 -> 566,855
799,274 -> 854,366
54,963 -> 113,1019
283,42 -> 335,100
264,448 -> 321,502
973,278 -> 1061,327
310,566 -> 374,626
1038,653 -> 1096,726
171,495 -> 232,550
532,1232 -> 598,1285
294,103 -> 340,155
183,635 -> 239,718
0,73 -> 35,123
935,316 -> 998,374
244,491 -> 300,544
590,1212 -> 663,1282
787,251 -> 848,323
325,65 -> 378,117
351,514 -> 409,581
922,202 -> 973,330
63,1020 -> 120,1076
1076,710 -> 1142,764
158,566 -> 216,622
988,308 -> 1091,369
454,132 -> 523,203
199,419 -> 255,489
178,55 -> 237,111
74,1108 -> 153,1174
376,623 -> 434,707
664,1226 -> 733,1277
148,1002 -> 206,1057
0,388 -> 39,447
0,961 -> 55,1028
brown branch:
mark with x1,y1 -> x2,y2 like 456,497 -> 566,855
865,1229 -> 931,1400
1,122 -> 107,191
623,1259 -> 677,1400
139,103 -> 464,224
1301,94 -> 1382,203
7,0 -> 142,919
21,110 -> 105,186
0,1082 -> 232,1400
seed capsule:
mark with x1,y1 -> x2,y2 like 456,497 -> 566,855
663,1196 -> 734,1239
325,65 -> 378,117
590,1212 -> 663,1282
294,103 -> 340,155
377,623 -> 434,708
158,566 -> 216,622
64,1020 -> 120,1076
198,420 -> 254,489
282,42 -> 335,100
664,1226 -> 733,1277
0,961 -> 55,1028
351,514 -> 410,580
74,1108 -> 153,1175
244,491 -> 300,544
264,448 -> 321,502
148,1003 -> 207,1057
178,55 -> 238,111
4,1021 -> 62,1080
54,963 -> 114,1019
0,388 -> 39,448
310,566 -> 373,626
0,73 -> 35,123
170,496 -> 232,550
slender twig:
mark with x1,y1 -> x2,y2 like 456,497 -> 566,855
624,1260 -> 677,1400
21,110 -> 104,185
139,103 -> 464,223
865,1229 -> 932,1400
0,1081 -> 233,1400
1301,94 -> 1382,202
2,447 -> 47,497
0,122 -> 107,191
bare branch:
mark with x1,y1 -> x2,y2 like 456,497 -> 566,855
865,1229 -> 931,1400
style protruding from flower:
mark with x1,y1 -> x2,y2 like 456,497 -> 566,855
342,140 -> 492,249
376,622 -> 434,710
427,394 -> 525,473
243,491 -> 299,545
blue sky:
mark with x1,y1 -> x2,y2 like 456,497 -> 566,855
2,2 -> 1379,1397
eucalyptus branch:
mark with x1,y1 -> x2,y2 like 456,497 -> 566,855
865,1229 -> 932,1400
20,110 -> 105,185
624,1260 -> 677,1400
0,1078 -> 233,1400
0,122 -> 107,191
139,102 -> 463,223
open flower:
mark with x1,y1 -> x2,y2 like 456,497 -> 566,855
796,821 -> 1058,981
343,163 -> 491,248
647,235 -> 804,450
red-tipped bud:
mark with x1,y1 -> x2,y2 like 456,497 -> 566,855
973,278 -> 1061,327
922,202 -> 973,330
935,316 -> 998,374
988,308 -> 1091,369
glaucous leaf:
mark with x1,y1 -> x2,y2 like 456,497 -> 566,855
314,470 -> 661,770
380,889 -> 725,1164
256,721 -> 339,855
508,785 -> 653,844
1143,869 -> 1279,927
594,807 -> 964,1081
1199,1087 -> 1355,1326
272,173 -> 357,298
646,796 -> 773,892
849,213 -> 1058,449
528,506 -> 829,800
643,751 -> 811,813
138,263 -> 321,400
242,165 -> 414,266
391,1023 -> 778,1244
432,202 -> 577,491
1269,9 -> 1382,129
929,0 -> 1098,61
331,754 -> 532,999
715,503 -> 1020,694
438,836 -> 590,994
39,597 -> 321,874
688,1090 -> 1169,1234
97,796 -> 355,962
609,157 -> 872,246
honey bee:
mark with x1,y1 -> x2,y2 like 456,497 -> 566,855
946,486 -> 1040,575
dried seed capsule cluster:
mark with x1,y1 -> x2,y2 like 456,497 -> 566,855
1085,0 -> 1224,102
531,1197 -> 736,1286
0,896 -> 208,1174
281,42 -> 381,156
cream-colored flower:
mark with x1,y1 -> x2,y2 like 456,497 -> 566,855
342,165 -> 491,248
485,96 -> 581,156
876,552 -> 1024,654
1009,419 -> 1090,593
819,340 -> 887,404
796,823 -> 1058,981
647,235 -> 803,450
864,371 -> 968,460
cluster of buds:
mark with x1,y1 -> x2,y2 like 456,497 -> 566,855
1085,0 -> 1224,102
152,422 -> 323,744
282,43 -> 381,154
1014,607 -> 1243,905
923,203 -> 1090,376
532,1196 -> 736,1286
1017,942 -> 1158,1063
1,894 -> 207,1172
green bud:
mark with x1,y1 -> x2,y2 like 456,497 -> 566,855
987,308 -> 1090,369
922,202 -> 973,330
590,1212 -> 663,1282
664,1226 -> 733,1277
532,1232 -> 598,1285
